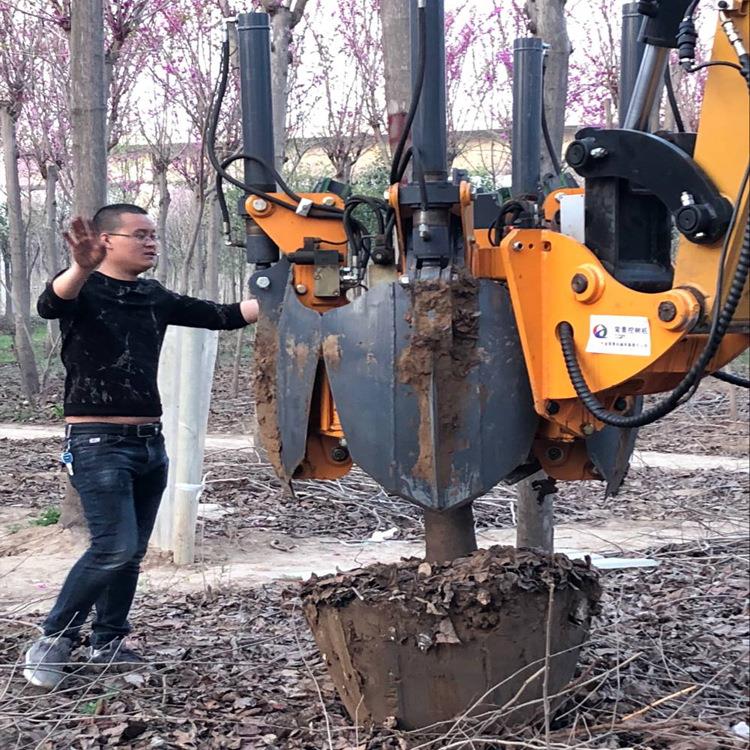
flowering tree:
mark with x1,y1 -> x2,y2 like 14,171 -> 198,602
0,1 -> 42,395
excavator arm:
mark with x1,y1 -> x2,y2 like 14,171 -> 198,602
210,0 -> 749,524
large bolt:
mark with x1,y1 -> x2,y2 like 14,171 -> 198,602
321,196 -> 336,206
546,400 -> 560,415
546,446 -> 564,462
399,275 -> 411,287
251,198 -> 269,212
295,283 -> 308,295
512,241 -> 524,252
256,276 -> 271,290
331,446 -> 349,462
571,273 -> 589,294
658,301 -> 677,322
581,423 -> 595,436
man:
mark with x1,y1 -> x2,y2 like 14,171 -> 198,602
24,203 -> 258,690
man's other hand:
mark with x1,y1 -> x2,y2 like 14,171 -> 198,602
64,217 -> 107,272
240,299 -> 259,324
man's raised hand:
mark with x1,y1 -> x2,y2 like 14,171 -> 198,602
63,217 -> 106,272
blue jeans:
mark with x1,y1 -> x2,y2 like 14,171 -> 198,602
43,427 -> 168,648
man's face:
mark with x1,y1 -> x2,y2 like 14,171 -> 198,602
100,212 -> 159,276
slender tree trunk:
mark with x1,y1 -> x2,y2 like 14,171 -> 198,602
1,247 -> 12,326
156,166 -> 170,284
516,471 -> 555,552
179,192 -> 206,294
525,0 -> 571,180
64,0 -> 108,532
380,0 -> 411,158
1,107 -> 31,321
44,165 -> 61,353
70,0 -> 108,217
44,165 -> 61,278
206,194 -> 220,300
269,7 -> 292,169
1,105 -> 39,398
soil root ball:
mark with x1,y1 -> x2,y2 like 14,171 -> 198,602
301,545 -> 601,730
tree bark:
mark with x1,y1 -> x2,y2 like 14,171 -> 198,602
261,0 -> 309,169
64,0 -> 108,532
380,0 -> 412,157
423,504 -> 477,563
525,0 -> 571,180
515,471 -> 555,552
44,163 -> 61,353
156,165 -> 170,285
1,105 -> 40,399
1,246 -> 12,326
206,194 -> 220,301
70,0 -> 108,217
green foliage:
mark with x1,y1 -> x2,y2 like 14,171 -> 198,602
31,507 -> 61,527
0,323 -> 50,365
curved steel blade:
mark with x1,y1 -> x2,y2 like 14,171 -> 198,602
586,397 -> 643,496
251,259 -> 322,481
321,277 -> 537,510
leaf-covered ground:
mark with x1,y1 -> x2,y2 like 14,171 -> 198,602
0,339 -> 747,748
0,536 -> 747,749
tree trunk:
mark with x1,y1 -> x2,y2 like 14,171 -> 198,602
423,504 -> 477,563
1,247 -> 11,326
380,0 -> 412,157
515,471 -> 555,552
64,0 -> 108,532
70,0 -> 108,217
525,0 -> 571,180
156,165 -> 170,285
1,107 -> 31,322
206,194 -> 220,300
269,7 -> 292,169
44,164 -> 61,353
1,105 -> 39,399
179,192 -> 206,295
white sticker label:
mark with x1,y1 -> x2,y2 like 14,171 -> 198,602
586,315 -> 651,357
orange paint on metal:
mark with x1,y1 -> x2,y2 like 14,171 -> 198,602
501,228 -> 749,436
673,8 -> 749,324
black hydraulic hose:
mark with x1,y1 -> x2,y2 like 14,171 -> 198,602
712,370 -> 750,387
558,165 -> 750,428
389,3 -> 427,185
663,67 -> 686,133
207,35 -> 344,223
206,38 -> 233,233
219,154 -> 343,218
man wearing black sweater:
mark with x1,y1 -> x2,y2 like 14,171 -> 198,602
24,203 -> 258,690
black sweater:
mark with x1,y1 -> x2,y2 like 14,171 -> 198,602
37,271 -> 247,417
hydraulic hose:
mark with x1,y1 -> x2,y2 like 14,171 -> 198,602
712,370 -> 750,388
207,33 -> 344,225
558,165 -> 750,428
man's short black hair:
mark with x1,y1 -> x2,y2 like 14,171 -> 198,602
92,204 -> 148,233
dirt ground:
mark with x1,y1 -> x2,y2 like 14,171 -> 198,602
0,359 -> 748,748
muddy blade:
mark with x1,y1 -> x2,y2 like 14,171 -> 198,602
321,278 -> 537,510
251,259 -> 322,481
586,397 -> 642,496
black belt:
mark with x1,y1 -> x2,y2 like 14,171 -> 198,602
65,422 -> 163,438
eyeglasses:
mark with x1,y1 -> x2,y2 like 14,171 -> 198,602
108,232 -> 160,243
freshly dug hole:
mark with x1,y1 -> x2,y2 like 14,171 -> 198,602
301,545 -> 601,730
